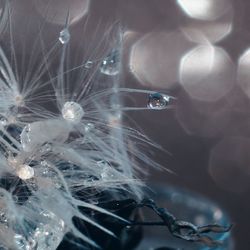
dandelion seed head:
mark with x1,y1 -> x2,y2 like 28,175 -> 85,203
0,6 -> 172,248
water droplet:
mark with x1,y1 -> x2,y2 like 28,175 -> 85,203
0,114 -> 7,126
0,210 -> 8,224
40,143 -> 52,154
100,50 -> 120,76
14,234 -> 33,250
147,93 -> 170,110
20,124 -> 31,148
16,164 -> 34,180
97,160 -> 115,180
84,123 -> 94,133
84,60 -> 93,69
33,212 -> 65,250
62,101 -> 84,123
59,28 -> 70,44
20,120 -> 70,152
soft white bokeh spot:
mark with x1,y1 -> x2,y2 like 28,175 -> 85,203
177,0 -> 231,21
238,48 -> 250,98
130,31 -> 193,89
180,45 -> 235,102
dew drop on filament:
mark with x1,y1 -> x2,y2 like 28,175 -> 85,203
16,164 -> 34,180
84,60 -> 93,69
0,114 -> 7,126
84,123 -> 94,133
147,93 -> 171,110
97,160 -> 115,180
62,101 -> 84,123
59,28 -> 70,44
100,50 -> 120,76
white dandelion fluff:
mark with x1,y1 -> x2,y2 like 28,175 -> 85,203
0,1 -> 174,249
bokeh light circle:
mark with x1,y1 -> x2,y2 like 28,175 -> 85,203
179,45 -> 235,102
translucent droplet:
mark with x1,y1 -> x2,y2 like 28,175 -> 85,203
0,114 -> 7,126
20,124 -> 31,147
100,50 -> 120,76
62,101 -> 84,123
97,160 -> 115,180
40,143 -> 52,154
84,60 -> 93,69
14,234 -> 33,250
33,212 -> 65,250
0,210 -> 8,224
59,28 -> 70,44
20,120 -> 70,152
147,93 -> 170,110
16,164 -> 34,180
84,123 -> 94,133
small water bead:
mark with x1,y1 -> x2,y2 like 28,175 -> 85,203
100,50 -> 120,76
16,164 -> 34,180
59,28 -> 70,44
147,93 -> 171,110
62,101 -> 84,123
40,143 -> 52,154
97,160 -> 115,180
0,210 -> 8,224
21,124 -> 31,147
0,114 -> 7,126
84,123 -> 94,133
84,60 -> 93,69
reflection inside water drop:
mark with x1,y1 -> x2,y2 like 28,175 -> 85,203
147,93 -> 170,110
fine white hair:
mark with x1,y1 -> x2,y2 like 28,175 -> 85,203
0,1 -> 172,249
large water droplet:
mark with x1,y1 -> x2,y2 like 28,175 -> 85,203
0,210 -> 8,224
147,93 -> 170,110
62,101 -> 84,123
33,212 -> 65,250
100,50 -> 120,76
20,120 -> 70,152
59,28 -> 70,44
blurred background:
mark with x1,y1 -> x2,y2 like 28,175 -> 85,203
4,0 -> 250,249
